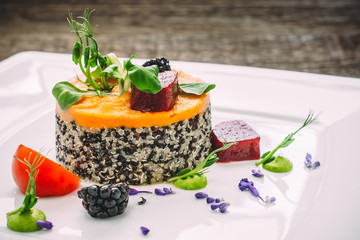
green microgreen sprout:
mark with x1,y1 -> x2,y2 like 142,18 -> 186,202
7,150 -> 47,217
168,142 -> 237,186
52,9 -> 217,111
255,110 -> 319,167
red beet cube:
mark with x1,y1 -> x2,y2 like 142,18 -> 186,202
211,120 -> 260,162
131,71 -> 179,112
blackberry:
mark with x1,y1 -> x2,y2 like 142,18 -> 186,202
142,57 -> 171,72
78,183 -> 130,218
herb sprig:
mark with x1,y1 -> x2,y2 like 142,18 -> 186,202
7,151 -> 46,216
52,9 -> 217,111
168,142 -> 236,183
255,110 -> 319,166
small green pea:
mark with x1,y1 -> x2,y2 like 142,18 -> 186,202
7,208 -> 46,232
263,156 -> 293,173
173,175 -> 207,190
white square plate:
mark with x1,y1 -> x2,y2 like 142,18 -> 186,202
0,52 -> 359,240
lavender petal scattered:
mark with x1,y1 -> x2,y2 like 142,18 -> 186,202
195,192 -> 208,199
239,178 -> 254,191
210,204 -> 220,210
154,188 -> 166,195
163,187 -> 173,194
215,198 -> 221,203
206,197 -> 215,204
129,188 -> 152,195
251,169 -> 264,178
140,226 -> 150,235
36,220 -> 53,230
210,203 -> 230,213
219,203 -> 229,213
304,153 -> 320,169
155,188 -> 174,196
249,185 -> 263,202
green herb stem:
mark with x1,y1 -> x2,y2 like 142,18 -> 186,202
7,151 -> 46,216
255,110 -> 318,166
168,142 -> 236,183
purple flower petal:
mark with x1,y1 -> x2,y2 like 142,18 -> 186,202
249,185 -> 263,202
154,188 -> 166,195
129,188 -> 152,195
36,220 -> 53,230
163,187 -> 172,194
195,192 -> 208,199
206,197 -> 215,204
140,226 -> 150,235
304,153 -> 320,169
313,161 -> 320,168
239,178 -> 254,191
251,169 -> 264,178
215,198 -> 221,203
210,204 -> 220,210
219,203 -> 229,213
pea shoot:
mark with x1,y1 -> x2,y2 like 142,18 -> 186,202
168,142 -> 236,190
7,150 -> 52,232
255,110 -> 319,171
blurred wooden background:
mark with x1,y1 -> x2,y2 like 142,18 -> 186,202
1,0 -> 359,77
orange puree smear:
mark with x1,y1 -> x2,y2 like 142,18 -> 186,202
56,70 -> 210,129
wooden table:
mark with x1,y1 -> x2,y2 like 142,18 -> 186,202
1,0 -> 360,78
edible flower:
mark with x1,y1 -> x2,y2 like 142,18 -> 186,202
210,202 -> 230,213
304,153 -> 320,169
36,220 -> 53,230
195,192 -> 208,199
248,184 -> 263,202
239,178 -> 275,204
154,188 -> 174,196
129,188 -> 152,195
238,178 -> 254,191
206,197 -> 215,204
251,169 -> 264,178
140,226 -> 150,235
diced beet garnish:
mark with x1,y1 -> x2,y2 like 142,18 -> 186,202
211,120 -> 260,162
131,71 -> 179,112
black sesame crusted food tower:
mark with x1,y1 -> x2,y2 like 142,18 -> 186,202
55,71 -> 213,185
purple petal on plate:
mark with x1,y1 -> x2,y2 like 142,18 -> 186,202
36,220 -> 53,230
140,226 -> 150,235
251,169 -> 264,178
195,192 -> 208,199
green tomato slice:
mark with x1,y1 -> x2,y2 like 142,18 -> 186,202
173,175 -> 207,190
263,156 -> 293,173
7,208 -> 46,232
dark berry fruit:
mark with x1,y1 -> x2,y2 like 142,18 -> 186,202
142,57 -> 171,72
78,183 -> 130,218
131,70 -> 179,112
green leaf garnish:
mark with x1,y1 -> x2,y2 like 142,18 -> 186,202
7,150 -> 46,216
168,141 -> 236,184
52,81 -> 96,111
179,82 -> 216,95
53,9 -> 217,110
255,110 -> 319,166
124,56 -> 162,94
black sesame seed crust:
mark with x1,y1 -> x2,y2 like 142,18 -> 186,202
56,106 -> 212,185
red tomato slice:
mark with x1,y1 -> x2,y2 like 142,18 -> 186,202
12,144 -> 81,197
